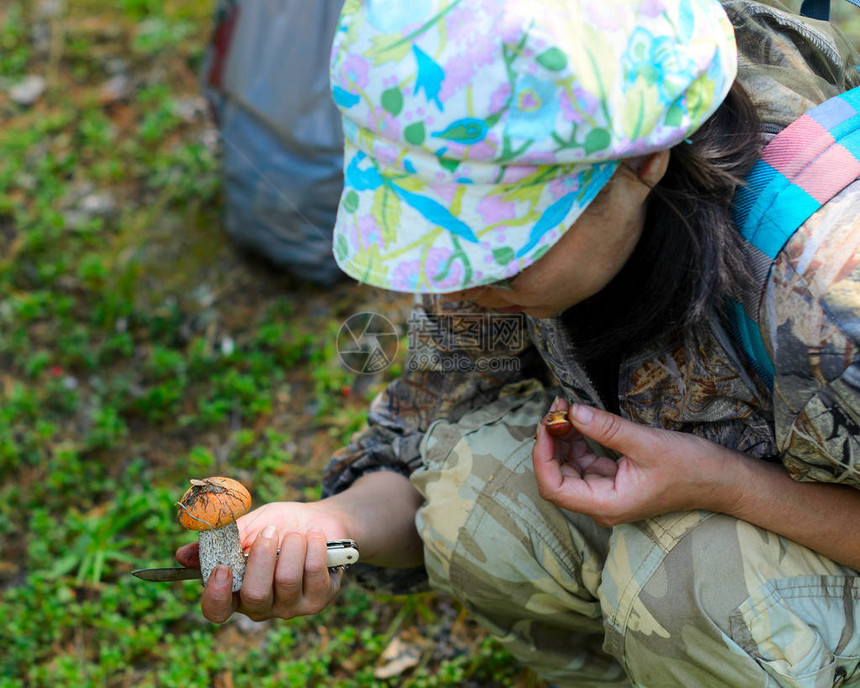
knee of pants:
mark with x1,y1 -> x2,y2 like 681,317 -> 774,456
410,384 -> 630,687
410,382 -> 610,624
599,512 -> 860,687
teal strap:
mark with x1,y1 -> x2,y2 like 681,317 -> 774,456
730,87 -> 860,388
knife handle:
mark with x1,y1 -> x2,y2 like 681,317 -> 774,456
325,543 -> 360,568
245,539 -> 360,569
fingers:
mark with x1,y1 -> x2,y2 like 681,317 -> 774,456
200,525 -> 280,624
198,528 -> 342,624
534,396 -> 574,464
200,565 -> 238,623
534,407 -> 558,464
534,398 -> 620,514
534,395 -> 591,492
272,529 -> 338,616
534,452 -> 603,514
534,397 -> 577,485
568,404 -> 664,458
239,524 -> 279,620
580,455 -> 619,477
533,419 -> 566,491
175,541 -> 199,568
270,530 -> 307,613
300,530 -> 337,613
236,529 -> 341,620
534,406 -> 592,507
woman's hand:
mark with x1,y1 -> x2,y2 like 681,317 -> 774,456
175,471 -> 426,624
533,398 -> 860,570
532,398 -> 743,525
175,501 -> 351,624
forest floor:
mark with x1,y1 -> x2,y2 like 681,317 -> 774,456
0,1 -> 544,685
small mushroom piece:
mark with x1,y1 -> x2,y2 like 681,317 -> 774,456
545,410 -> 572,437
177,477 -> 252,592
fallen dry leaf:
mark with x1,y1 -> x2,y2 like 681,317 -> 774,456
374,635 -> 422,680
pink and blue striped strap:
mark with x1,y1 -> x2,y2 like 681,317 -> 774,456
730,86 -> 860,387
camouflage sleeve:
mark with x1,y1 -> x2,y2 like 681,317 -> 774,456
765,179 -> 860,489
321,294 -> 540,592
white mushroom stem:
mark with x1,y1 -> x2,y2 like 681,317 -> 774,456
198,522 -> 246,592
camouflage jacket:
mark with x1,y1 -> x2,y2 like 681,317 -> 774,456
321,0 -> 860,592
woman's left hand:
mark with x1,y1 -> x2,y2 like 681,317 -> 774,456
532,398 -> 743,525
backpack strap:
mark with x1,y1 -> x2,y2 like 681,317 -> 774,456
800,0 -> 830,20
800,0 -> 860,21
730,86 -> 860,388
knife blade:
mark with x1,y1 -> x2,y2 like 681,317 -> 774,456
132,539 -> 359,582
133,566 -> 204,582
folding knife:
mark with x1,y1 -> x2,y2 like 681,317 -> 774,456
132,539 -> 359,582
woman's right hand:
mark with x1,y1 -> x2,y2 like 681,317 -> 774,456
175,501 -> 352,623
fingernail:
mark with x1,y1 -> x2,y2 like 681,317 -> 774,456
551,396 -> 561,411
212,565 -> 229,585
261,524 -> 277,540
569,404 -> 593,424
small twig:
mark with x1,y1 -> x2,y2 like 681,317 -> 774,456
175,501 -> 216,530
379,599 -> 413,652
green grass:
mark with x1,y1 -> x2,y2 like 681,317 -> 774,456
0,1 -> 538,686
2,0 -> 858,686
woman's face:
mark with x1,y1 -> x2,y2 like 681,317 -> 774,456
444,152 -> 669,319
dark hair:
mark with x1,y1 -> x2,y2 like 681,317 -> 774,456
561,80 -> 763,361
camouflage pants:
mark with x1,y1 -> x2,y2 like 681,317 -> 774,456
410,381 -> 860,688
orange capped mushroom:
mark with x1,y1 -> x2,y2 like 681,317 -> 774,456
178,477 -> 252,592
178,477 -> 251,530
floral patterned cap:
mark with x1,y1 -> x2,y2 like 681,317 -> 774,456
330,0 -> 737,293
